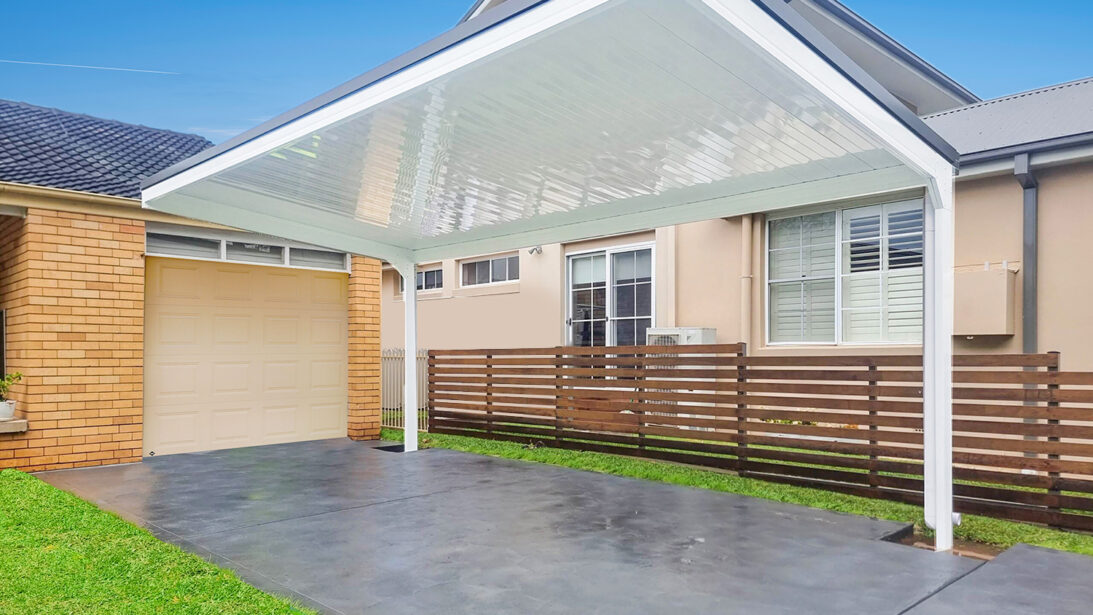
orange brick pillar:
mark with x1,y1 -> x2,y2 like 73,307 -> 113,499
0,209 -> 145,471
347,255 -> 381,440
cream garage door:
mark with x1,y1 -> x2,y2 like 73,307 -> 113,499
144,257 -> 349,456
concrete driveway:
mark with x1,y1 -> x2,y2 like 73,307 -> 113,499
38,438 -> 1091,614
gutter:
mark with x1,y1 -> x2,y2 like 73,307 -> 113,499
0,181 -> 232,229
959,131 -> 1093,167
955,138 -> 1093,181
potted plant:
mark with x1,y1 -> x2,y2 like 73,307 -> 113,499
0,373 -> 22,420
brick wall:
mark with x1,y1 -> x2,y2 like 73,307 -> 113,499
0,209 -> 145,471
347,255 -> 382,440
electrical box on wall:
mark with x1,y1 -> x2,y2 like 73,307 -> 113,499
954,268 -> 1016,336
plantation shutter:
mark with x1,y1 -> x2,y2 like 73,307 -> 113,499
840,201 -> 923,343
884,203 -> 924,342
768,212 -> 836,343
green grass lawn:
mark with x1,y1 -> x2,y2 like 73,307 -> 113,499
0,470 -> 315,615
383,427 -> 1093,557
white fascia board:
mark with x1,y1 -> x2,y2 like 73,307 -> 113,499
0,205 -> 26,218
141,0 -> 612,203
147,192 -> 413,264
410,166 -> 923,262
702,0 -> 953,205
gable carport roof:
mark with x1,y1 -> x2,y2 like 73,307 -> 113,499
142,0 -> 956,265
141,0 -> 959,550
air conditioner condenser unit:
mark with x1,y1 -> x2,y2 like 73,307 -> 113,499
646,327 -> 717,346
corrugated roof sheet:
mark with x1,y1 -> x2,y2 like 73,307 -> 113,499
923,77 -> 1093,156
0,99 -> 212,199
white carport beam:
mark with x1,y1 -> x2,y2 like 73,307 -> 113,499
923,174 -> 955,553
396,262 -> 420,453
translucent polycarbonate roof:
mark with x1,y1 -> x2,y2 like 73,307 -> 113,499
144,0 -> 949,264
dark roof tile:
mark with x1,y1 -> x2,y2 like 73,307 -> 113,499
0,99 -> 213,199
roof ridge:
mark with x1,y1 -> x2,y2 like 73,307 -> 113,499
925,77 -> 1093,119
0,98 -> 212,143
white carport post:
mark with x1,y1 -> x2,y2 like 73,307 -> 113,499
395,261 -> 420,453
923,175 -> 955,552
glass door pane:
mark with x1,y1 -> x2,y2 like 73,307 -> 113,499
610,248 -> 652,346
568,254 -> 606,346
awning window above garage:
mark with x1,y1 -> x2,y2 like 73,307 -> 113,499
145,223 -> 350,272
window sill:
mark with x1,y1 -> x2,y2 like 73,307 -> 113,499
757,343 -> 922,355
0,419 -> 28,434
454,281 -> 521,298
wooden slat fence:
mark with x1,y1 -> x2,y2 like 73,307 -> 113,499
428,344 -> 1093,531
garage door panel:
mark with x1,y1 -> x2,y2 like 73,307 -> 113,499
312,275 -> 347,304
263,361 -> 301,394
265,271 -> 303,303
145,257 -> 349,456
264,316 -> 300,345
145,408 -> 204,456
209,407 -> 254,447
212,314 -> 253,346
262,405 -> 300,440
213,268 -> 253,301
211,361 -> 252,397
148,361 -> 202,401
310,317 -> 345,347
155,312 -> 202,348
156,261 -> 204,300
309,360 -> 344,392
310,402 -> 346,437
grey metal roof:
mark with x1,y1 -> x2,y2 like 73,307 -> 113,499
0,99 -> 212,199
924,77 -> 1093,159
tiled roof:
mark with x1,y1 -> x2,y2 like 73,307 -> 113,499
924,78 -> 1093,156
0,99 -> 212,199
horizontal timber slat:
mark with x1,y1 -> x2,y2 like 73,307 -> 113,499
428,348 -> 1093,531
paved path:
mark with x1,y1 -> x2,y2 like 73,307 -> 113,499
38,438 -> 1090,614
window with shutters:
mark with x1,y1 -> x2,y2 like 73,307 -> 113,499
767,199 -> 924,345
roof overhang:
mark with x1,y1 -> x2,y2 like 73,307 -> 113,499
142,0 -> 956,265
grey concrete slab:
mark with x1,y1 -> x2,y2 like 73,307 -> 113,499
40,438 -> 981,615
907,543 -> 1093,615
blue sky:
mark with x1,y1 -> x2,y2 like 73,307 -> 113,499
3,1 -> 1090,142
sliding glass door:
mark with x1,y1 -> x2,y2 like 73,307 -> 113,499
567,245 -> 653,346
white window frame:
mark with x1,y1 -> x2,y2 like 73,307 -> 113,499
144,224 -> 350,273
565,241 -> 656,347
458,252 -> 520,288
400,265 -> 444,295
765,199 -> 924,347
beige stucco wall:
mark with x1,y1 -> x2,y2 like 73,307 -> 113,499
380,231 -> 657,350
950,173 -> 1024,356
380,247 -> 566,350
1037,161 -> 1093,369
379,160 -> 1093,368
674,218 -> 743,343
